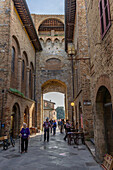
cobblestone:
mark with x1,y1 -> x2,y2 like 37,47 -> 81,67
0,131 -> 102,170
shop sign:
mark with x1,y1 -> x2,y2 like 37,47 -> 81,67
83,100 -> 91,106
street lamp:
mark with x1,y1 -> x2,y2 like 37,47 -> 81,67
68,43 -> 75,123
71,102 -> 74,123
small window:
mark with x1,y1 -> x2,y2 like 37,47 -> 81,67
22,60 -> 25,81
11,47 -> 15,72
99,0 -> 111,38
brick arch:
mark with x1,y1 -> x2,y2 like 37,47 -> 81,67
95,85 -> 113,160
12,35 -> 21,56
37,17 -> 64,31
46,38 -> 52,43
22,51 -> 29,66
21,51 -> 28,96
62,38 -> 65,42
94,74 -> 111,102
45,58 -> 62,70
29,62 -> 34,99
10,36 -> 21,89
54,38 -> 60,43
40,38 -> 44,44
42,79 -> 67,94
11,102 -> 21,137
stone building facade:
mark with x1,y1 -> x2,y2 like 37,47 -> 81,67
43,100 -> 57,121
65,0 -> 113,161
31,14 -> 73,129
65,0 -> 93,137
0,0 -> 41,137
86,0 -> 113,161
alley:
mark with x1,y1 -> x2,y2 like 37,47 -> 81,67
0,132 -> 102,170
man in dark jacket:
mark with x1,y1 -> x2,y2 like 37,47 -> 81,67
64,120 -> 71,141
43,118 -> 50,142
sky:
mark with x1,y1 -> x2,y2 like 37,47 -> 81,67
43,92 -> 65,109
25,0 -> 65,109
26,0 -> 64,14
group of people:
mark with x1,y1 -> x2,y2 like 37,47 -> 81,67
19,119 -> 78,154
43,118 -> 57,142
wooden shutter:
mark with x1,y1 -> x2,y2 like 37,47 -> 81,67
99,0 -> 104,36
99,0 -> 111,38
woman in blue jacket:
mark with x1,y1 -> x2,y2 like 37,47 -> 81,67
20,123 -> 30,153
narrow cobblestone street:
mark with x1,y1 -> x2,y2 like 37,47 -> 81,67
0,131 -> 102,170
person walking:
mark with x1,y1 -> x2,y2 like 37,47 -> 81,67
53,120 -> 57,135
64,120 -> 71,141
43,118 -> 50,142
20,123 -> 30,153
49,119 -> 53,133
60,119 -> 63,133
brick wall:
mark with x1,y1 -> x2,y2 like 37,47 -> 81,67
0,0 -> 36,135
87,0 -> 113,160
73,0 -> 93,137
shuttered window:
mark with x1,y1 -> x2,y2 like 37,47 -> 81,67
99,0 -> 111,38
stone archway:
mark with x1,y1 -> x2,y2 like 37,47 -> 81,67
40,79 -> 68,129
11,103 -> 20,137
95,86 -> 113,160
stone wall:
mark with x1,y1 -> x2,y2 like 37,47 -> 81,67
73,0 -> 93,137
87,0 -> 113,160
36,51 -> 73,129
0,0 -> 37,135
32,14 -> 73,129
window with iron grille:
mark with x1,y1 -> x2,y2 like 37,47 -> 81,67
99,0 -> 111,38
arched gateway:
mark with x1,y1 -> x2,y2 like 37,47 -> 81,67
36,58 -> 72,129
95,86 -> 113,160
34,15 -> 73,129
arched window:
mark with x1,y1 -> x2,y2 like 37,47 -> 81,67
11,47 -> 15,72
22,60 -> 25,81
29,69 -> 31,87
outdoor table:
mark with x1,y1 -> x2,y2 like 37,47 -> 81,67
67,132 -> 85,145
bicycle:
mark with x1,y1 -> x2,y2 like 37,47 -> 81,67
3,132 -> 15,150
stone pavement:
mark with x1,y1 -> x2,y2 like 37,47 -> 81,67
0,132 -> 103,170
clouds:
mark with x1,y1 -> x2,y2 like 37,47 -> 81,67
43,92 -> 65,109
26,0 -> 64,14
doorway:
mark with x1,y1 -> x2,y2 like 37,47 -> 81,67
11,103 -> 20,137
96,86 -> 113,157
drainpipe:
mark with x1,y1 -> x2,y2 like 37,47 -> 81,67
84,0 -> 91,67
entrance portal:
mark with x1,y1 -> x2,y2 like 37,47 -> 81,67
96,86 -> 113,159
11,103 -> 20,137
40,79 -> 68,129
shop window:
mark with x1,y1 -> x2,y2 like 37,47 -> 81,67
99,0 -> 111,38
11,47 -> 15,72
